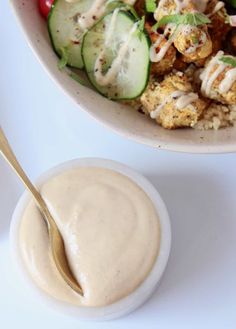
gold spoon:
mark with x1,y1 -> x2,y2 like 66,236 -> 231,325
0,126 -> 83,296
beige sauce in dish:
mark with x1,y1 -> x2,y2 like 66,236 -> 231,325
19,167 -> 160,307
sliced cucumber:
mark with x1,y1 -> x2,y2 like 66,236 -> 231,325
48,0 -> 138,69
48,0 -> 95,69
82,11 -> 150,100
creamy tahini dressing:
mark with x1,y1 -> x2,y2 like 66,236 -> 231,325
65,0 -> 137,31
150,34 -> 167,62
150,90 -> 198,119
65,0 -> 107,30
78,0 -> 107,30
153,0 -> 190,54
219,68 -> 236,93
207,1 -> 225,17
176,0 -> 224,15
64,1 -> 138,86
154,0 -> 190,20
200,51 -> 236,96
176,92 -> 198,108
149,22 -> 206,62
151,0 -> 216,62
192,0 -> 208,13
122,0 -> 137,4
19,167 -> 160,307
150,24 -> 175,62
182,25 -> 207,54
191,0 -> 225,16
174,0 -> 191,12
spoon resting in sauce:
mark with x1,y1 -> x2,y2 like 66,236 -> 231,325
0,126 -> 83,296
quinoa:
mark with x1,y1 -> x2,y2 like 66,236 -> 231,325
193,104 -> 236,130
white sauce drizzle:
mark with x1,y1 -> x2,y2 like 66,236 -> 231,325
150,22 -> 207,62
200,51 -> 223,95
151,0 -> 208,63
219,68 -> 236,93
205,64 -> 226,96
66,0 -> 137,30
182,25 -> 207,54
176,92 -> 199,109
192,0 -> 208,13
200,51 -> 236,96
122,0 -> 137,5
154,0 -> 168,19
174,0 -> 190,13
150,35 -> 165,59
154,0 -> 190,19
77,0 -> 107,30
181,24 -> 195,36
207,1 -> 225,17
94,9 -> 137,86
150,24 -> 175,62
104,7 -> 120,46
150,37 -> 172,62
150,90 -> 198,119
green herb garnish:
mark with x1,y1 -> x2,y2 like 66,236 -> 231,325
106,0 -> 139,19
138,16 -> 145,32
137,16 -> 145,40
128,6 -> 140,19
191,35 -> 199,44
227,0 -> 236,9
58,47 -> 69,70
145,0 -> 157,13
219,56 -> 236,67
152,13 -> 211,31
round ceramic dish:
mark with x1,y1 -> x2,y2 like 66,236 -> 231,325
9,0 -> 236,154
10,158 -> 171,321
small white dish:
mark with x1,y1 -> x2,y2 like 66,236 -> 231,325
10,158 -> 171,321
9,0 -> 236,153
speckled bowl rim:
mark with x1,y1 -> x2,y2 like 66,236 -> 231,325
10,158 -> 171,321
9,0 -> 236,154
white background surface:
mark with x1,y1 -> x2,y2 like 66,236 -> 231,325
1,1 -> 236,328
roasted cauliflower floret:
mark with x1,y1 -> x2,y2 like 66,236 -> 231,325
205,0 -> 231,55
154,0 -> 196,22
141,72 -> 208,129
174,25 -> 212,62
145,22 -> 176,75
154,0 -> 212,62
200,51 -> 236,105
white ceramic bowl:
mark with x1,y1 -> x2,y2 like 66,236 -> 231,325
10,158 -> 171,321
9,0 -> 236,153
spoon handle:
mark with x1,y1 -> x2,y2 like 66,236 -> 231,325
0,126 -> 51,222
0,126 -> 83,295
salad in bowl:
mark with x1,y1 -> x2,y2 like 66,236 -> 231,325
39,0 -> 236,131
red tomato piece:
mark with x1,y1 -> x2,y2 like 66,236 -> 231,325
39,0 -> 54,18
